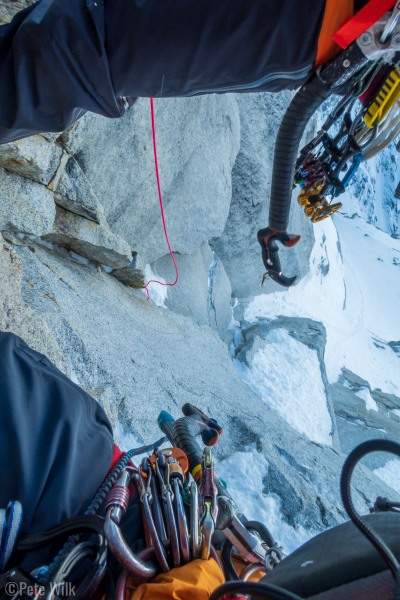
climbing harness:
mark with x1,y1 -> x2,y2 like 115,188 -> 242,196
157,406 -> 281,576
102,404 -> 278,589
2,405 -> 400,600
260,0 -> 400,287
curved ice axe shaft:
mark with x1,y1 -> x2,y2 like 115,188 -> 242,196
257,227 -> 300,288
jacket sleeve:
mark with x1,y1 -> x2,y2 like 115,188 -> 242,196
126,559 -> 225,600
0,0 -> 124,144
0,332 -> 114,535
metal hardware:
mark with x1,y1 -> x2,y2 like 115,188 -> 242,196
199,448 -> 218,560
380,0 -> 400,44
189,481 -> 201,559
357,13 -> 400,61
223,515 -> 267,565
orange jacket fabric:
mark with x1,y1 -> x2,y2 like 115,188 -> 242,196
126,559 -> 225,600
315,0 -> 354,66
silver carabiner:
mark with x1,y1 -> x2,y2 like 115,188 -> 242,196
380,0 -> 400,43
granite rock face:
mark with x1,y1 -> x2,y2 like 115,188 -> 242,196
151,244 -> 233,341
211,93 -> 315,300
50,155 -> 102,223
329,368 -> 400,470
43,206 -> 132,269
61,96 -> 241,265
0,136 -> 63,185
0,238 -> 393,538
0,167 -> 56,236
0,136 -> 134,271
53,93 -> 315,315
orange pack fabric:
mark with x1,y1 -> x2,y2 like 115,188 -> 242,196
127,559 -> 225,600
315,0 -> 354,66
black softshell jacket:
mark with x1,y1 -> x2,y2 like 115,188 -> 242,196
0,0 -> 326,144
0,332 -> 143,572
0,332 -> 113,535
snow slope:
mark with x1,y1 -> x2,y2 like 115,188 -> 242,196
246,212 -> 400,397
345,148 -> 400,238
374,459 -> 400,495
217,448 -> 312,554
235,329 -> 333,446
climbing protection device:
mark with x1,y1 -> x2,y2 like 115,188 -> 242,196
3,405 -> 400,600
157,405 -> 281,576
93,403 -> 280,595
260,1 -> 400,287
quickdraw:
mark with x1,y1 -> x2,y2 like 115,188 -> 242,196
261,2 -> 400,287
294,63 -> 400,224
199,448 -> 218,560
100,403 -> 283,594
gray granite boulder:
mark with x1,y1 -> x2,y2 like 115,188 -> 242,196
151,243 -> 233,341
0,167 -> 56,236
0,136 -> 63,185
42,206 -> 132,268
50,155 -> 102,223
111,255 -> 145,288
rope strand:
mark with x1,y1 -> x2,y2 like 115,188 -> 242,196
144,98 -> 179,300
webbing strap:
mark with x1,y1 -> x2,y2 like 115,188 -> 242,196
333,0 -> 397,49
0,501 -> 23,571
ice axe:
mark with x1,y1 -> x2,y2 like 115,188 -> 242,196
257,227 -> 300,288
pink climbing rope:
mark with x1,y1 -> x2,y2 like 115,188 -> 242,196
144,98 -> 179,300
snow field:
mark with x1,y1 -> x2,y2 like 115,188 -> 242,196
236,329 -> 333,446
142,264 -> 168,307
217,448 -> 313,554
246,214 -> 400,396
373,459 -> 400,495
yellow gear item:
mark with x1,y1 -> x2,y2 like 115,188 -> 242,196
305,205 -> 318,218
191,463 -> 202,481
298,182 -> 324,207
301,199 -> 342,222
127,558 -> 224,600
311,201 -> 342,222
364,69 -> 400,129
